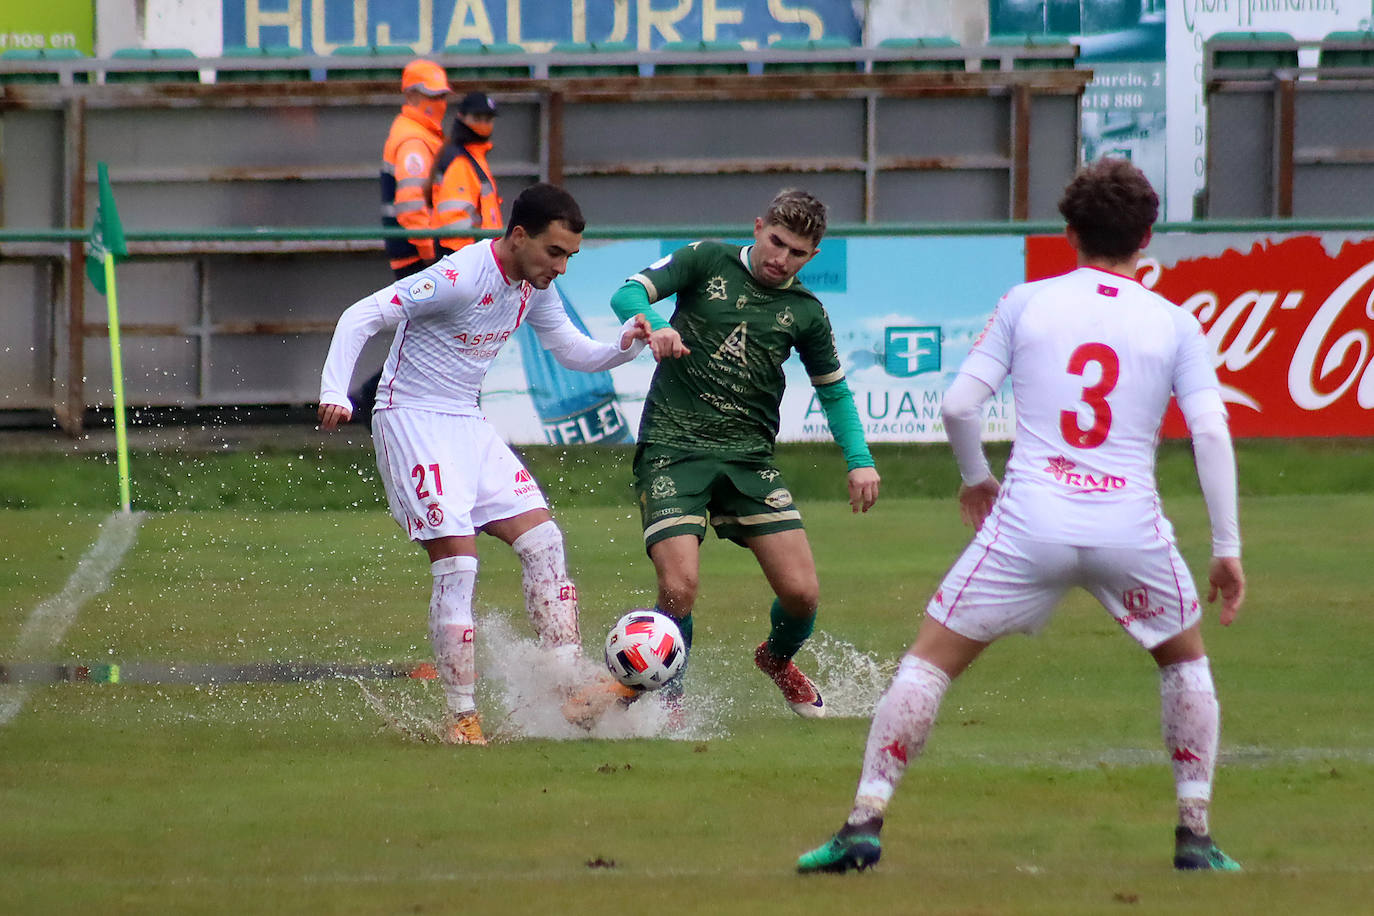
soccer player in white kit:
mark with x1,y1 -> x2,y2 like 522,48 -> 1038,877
318,184 -> 650,745
798,159 -> 1246,872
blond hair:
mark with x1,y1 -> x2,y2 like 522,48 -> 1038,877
764,188 -> 827,245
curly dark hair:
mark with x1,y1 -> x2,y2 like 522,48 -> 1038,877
1057,158 -> 1158,261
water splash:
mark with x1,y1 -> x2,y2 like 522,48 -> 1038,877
795,631 -> 897,719
475,612 -> 727,741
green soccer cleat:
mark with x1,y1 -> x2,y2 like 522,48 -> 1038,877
1173,826 -> 1242,871
797,831 -> 882,874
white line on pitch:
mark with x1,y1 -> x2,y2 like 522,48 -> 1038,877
0,510 -> 144,726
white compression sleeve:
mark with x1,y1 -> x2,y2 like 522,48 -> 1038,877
1178,390 -> 1240,557
535,316 -> 646,373
941,372 -> 996,485
319,293 -> 399,409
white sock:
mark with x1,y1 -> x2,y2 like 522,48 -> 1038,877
848,654 -> 951,825
430,555 -> 478,716
512,521 -> 580,650
1159,656 -> 1220,836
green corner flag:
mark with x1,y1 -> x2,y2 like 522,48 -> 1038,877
86,162 -> 133,512
86,162 -> 127,293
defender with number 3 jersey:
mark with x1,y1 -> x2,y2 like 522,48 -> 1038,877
959,267 -> 1221,549
798,158 -> 1245,877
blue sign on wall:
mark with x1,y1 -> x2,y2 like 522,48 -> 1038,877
883,326 -> 942,377
225,0 -> 861,55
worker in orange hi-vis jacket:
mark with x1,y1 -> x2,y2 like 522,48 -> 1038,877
381,59 -> 451,279
432,91 -> 505,256
358,59 -> 452,426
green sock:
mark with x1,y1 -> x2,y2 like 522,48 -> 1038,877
766,598 -> 814,660
658,608 -> 692,651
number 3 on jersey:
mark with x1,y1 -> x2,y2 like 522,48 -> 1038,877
1060,343 -> 1119,449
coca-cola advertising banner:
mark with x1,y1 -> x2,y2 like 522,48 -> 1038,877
1028,233 -> 1374,439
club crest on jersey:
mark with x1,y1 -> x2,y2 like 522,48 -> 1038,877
650,475 -> 677,499
426,503 -> 444,527
408,277 -> 437,301
705,276 -> 728,300
774,306 -> 795,329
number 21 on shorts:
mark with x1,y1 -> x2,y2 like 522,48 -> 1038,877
1060,342 -> 1119,449
412,463 -> 444,499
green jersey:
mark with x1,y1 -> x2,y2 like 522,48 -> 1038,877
630,240 -> 845,456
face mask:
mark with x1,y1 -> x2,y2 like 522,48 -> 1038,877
411,99 -> 447,130
463,117 -> 494,139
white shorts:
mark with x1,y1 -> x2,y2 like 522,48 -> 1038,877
926,532 -> 1202,649
372,408 -> 548,541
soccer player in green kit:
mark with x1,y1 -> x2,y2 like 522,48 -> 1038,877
609,189 -> 881,716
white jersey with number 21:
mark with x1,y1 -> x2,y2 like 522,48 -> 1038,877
957,266 -> 1221,548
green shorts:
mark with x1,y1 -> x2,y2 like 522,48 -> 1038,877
633,444 -> 804,550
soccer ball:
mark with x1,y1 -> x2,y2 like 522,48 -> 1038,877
604,610 -> 687,690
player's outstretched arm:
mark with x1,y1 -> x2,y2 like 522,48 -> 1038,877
610,281 -> 683,361
649,326 -> 690,361
847,466 -> 880,513
1207,556 -> 1245,625
620,314 -> 653,350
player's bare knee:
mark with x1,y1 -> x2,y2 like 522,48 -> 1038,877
657,575 -> 698,616
776,584 -> 819,618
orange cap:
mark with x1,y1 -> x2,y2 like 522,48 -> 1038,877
401,59 -> 450,97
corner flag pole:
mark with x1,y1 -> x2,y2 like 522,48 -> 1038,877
103,252 -> 132,512
86,162 -> 132,512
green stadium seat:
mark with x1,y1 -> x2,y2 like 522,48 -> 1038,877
655,40 -> 748,76
981,34 -> 1077,71
1317,30 -> 1374,77
217,45 -> 311,82
106,47 -> 200,83
873,36 -> 965,73
763,37 -> 860,74
0,47 -> 89,84
548,41 -> 638,77
1206,31 -> 1299,75
327,44 -> 415,82
441,42 -> 532,80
